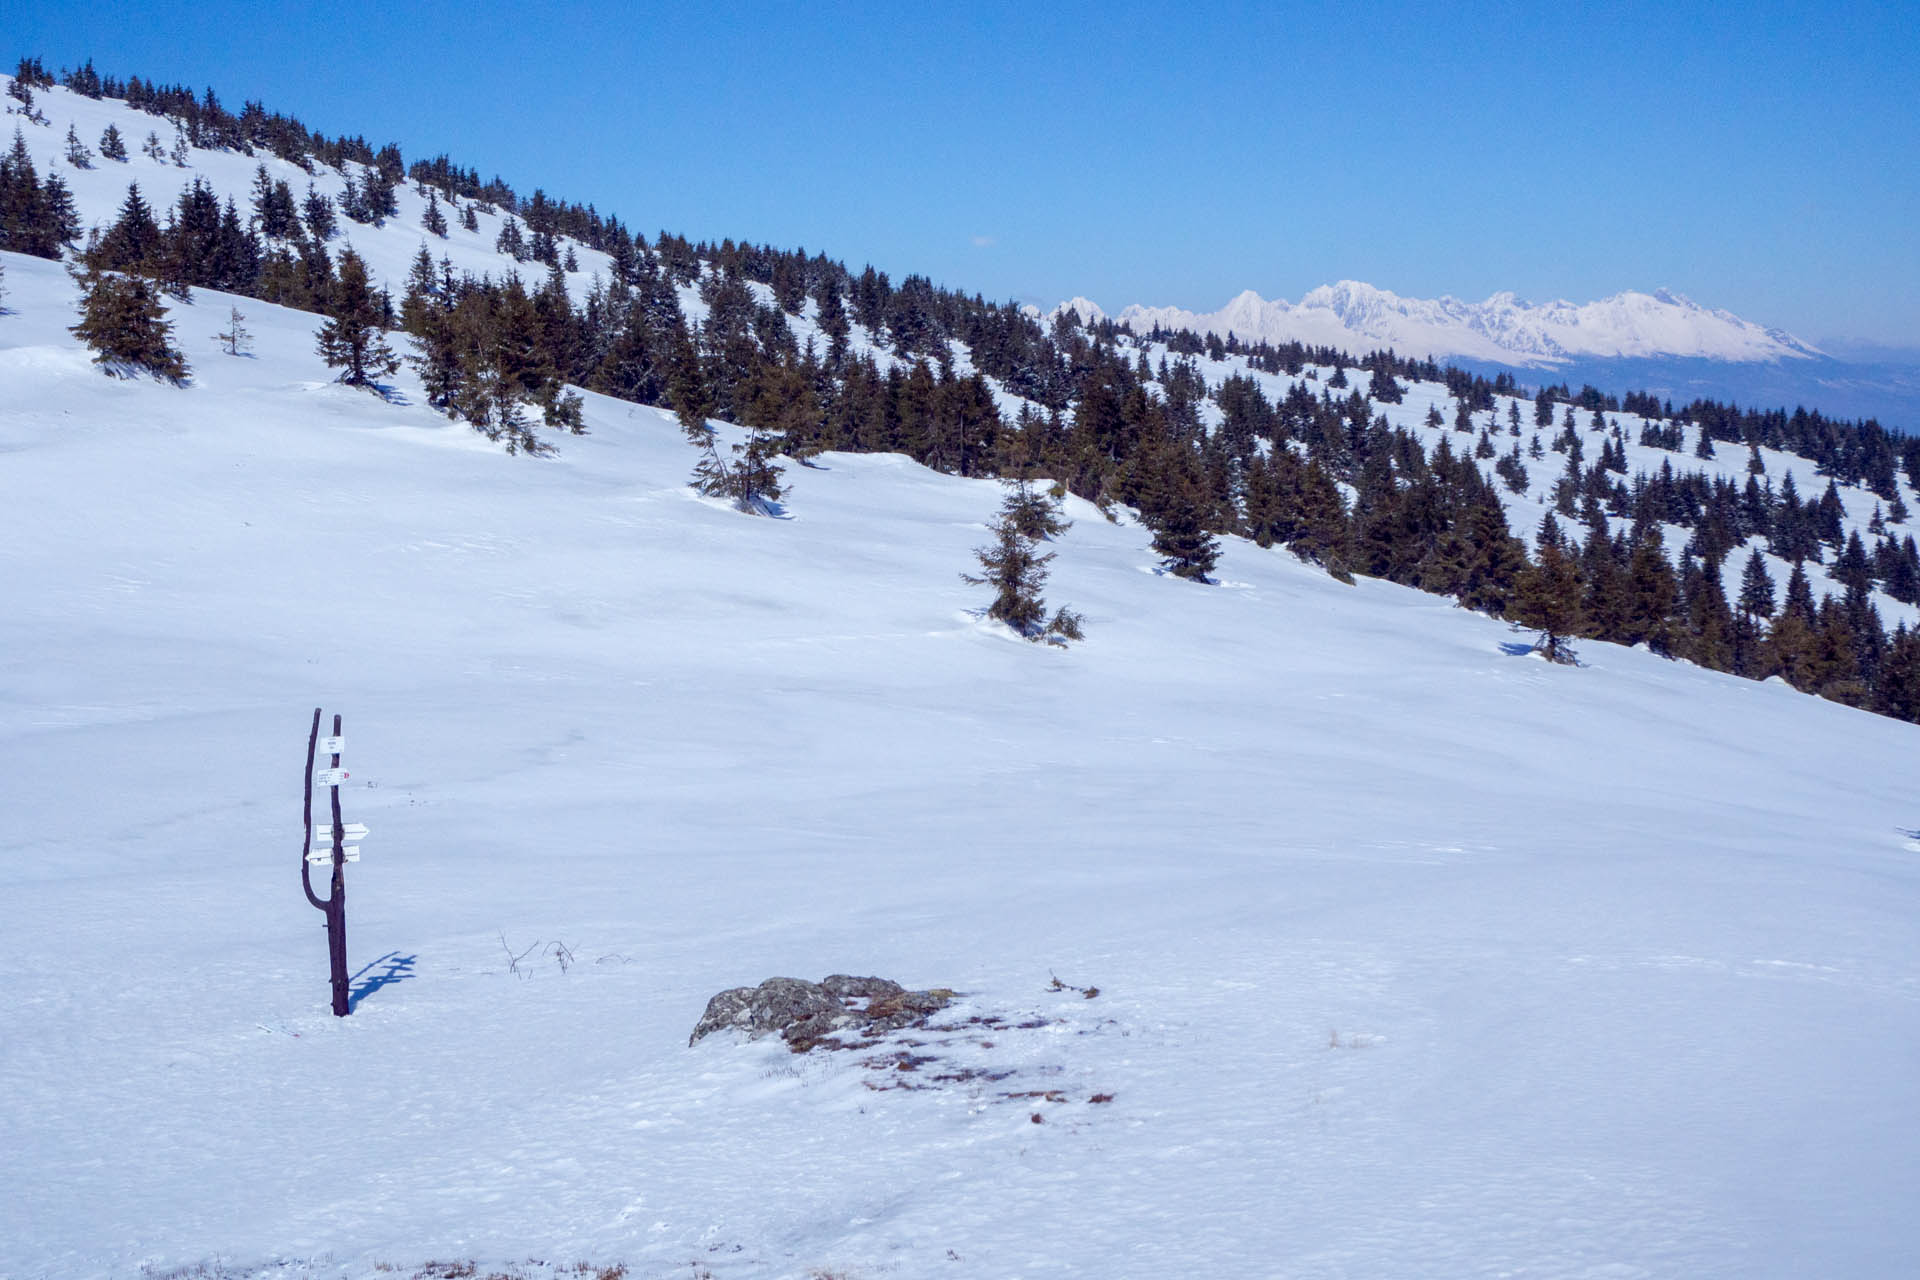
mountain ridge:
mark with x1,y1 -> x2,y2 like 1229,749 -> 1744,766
1059,281 -> 1824,367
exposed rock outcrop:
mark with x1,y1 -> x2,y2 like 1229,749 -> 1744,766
689,974 -> 955,1051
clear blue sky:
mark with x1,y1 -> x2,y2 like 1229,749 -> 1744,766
11,1 -> 1920,345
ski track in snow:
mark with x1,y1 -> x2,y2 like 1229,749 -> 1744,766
2,84 -> 1920,1280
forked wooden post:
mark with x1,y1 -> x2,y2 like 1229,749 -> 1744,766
301,708 -> 351,1016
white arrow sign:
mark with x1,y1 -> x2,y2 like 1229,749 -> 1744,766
306,846 -> 360,863
318,735 -> 345,754
314,768 -> 349,787
313,824 -> 369,846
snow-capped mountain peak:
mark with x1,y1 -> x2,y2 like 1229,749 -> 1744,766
1046,295 -> 1108,325
1103,281 -> 1823,366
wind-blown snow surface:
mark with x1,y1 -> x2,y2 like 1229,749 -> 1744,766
1093,282 -> 1822,366
5,245 -> 1920,1280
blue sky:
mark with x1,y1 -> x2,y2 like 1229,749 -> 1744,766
11,1 -> 1920,345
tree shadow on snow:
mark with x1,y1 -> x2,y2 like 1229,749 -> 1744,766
348,951 -> 417,1010
1498,640 -> 1539,657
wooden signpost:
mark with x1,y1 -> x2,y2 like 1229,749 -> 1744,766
301,708 -> 369,1017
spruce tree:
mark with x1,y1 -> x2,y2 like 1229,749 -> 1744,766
64,124 -> 93,169
1137,440 -> 1220,581
70,264 -> 189,383
1513,515 -> 1584,663
216,305 -> 252,356
1737,548 -> 1776,620
315,248 -> 399,390
1366,364 -> 1403,403
423,190 -> 448,238
1875,624 -> 1920,724
1625,530 -> 1679,655
90,184 -> 163,276
303,183 -> 336,242
963,482 -> 1083,643
98,124 -> 127,162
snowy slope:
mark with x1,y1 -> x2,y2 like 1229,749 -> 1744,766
1107,281 -> 1822,366
6,236 -> 1920,1280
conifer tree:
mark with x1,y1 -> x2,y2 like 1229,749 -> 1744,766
249,165 -> 299,240
1625,530 -> 1679,655
1366,364 -> 1403,403
89,184 -> 163,276
1513,514 -> 1583,663
98,124 -> 127,162
303,183 -> 336,241
963,482 -> 1083,643
64,124 -> 93,169
1136,437 -> 1220,581
1,132 -> 63,257
216,305 -> 252,356
495,216 -> 527,260
423,189 -> 448,238
669,328 -> 712,439
728,428 -> 788,513
1875,624 -> 1920,724
69,264 -> 189,383
315,247 -> 399,390
1737,547 -> 1776,621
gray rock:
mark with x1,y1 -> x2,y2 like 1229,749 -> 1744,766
820,974 -> 904,1000
689,974 -> 955,1049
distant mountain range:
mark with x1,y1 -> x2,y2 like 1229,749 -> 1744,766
1055,283 -> 1917,431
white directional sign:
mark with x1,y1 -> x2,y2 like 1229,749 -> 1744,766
306,846 -> 360,863
314,768 -> 350,787
319,735 -> 345,754
313,823 -> 369,847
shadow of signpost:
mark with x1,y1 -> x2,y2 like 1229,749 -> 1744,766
348,952 -> 417,1010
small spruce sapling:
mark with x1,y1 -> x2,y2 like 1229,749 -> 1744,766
216,306 -> 252,357
64,124 -> 92,168
98,124 -> 127,161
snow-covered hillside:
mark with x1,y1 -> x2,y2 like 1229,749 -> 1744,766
1119,334 -> 1920,636
2,80 -> 616,304
6,225 -> 1920,1280
1101,281 -> 1822,366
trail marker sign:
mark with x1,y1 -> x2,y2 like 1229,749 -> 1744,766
300,708 -> 364,1017
306,846 -> 360,863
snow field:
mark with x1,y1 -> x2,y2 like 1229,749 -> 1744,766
2,97 -> 1919,1279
